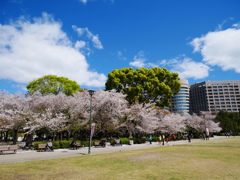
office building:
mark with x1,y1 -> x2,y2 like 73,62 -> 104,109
170,79 -> 189,113
189,80 -> 240,114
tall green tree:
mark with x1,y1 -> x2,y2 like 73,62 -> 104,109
105,67 -> 181,107
27,75 -> 81,96
215,110 -> 240,133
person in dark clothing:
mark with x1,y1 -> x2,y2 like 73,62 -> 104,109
115,137 -> 122,146
70,140 -> 77,150
162,134 -> 165,145
187,133 -> 192,143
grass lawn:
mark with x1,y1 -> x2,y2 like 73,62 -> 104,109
1,137 -> 240,180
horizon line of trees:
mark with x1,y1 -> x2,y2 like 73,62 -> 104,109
4,67 -> 238,144
0,90 -> 222,144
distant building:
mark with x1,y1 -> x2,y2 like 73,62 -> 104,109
189,80 -> 240,114
170,79 -> 189,113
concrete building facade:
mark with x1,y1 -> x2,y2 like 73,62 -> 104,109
170,79 -> 189,113
189,80 -> 240,114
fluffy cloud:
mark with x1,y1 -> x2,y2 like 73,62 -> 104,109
0,13 -> 106,87
190,25 -> 240,73
129,51 -> 157,68
129,51 -> 146,68
79,0 -> 88,4
159,56 -> 210,80
72,26 -> 103,50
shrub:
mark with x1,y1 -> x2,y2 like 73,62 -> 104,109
109,139 -> 116,146
81,141 -> 89,147
33,142 -> 45,150
120,138 -> 130,144
59,140 -> 71,148
131,137 -> 146,144
33,141 -> 59,150
52,141 -> 60,149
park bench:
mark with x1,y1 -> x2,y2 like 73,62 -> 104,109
69,142 -> 81,150
94,141 -> 101,147
76,142 -> 81,149
0,145 -> 18,154
114,139 -> 122,146
38,144 -> 47,152
94,141 -> 106,147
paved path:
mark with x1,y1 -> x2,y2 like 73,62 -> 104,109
0,136 -> 228,164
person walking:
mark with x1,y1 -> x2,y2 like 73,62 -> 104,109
162,134 -> 165,145
158,135 -> 162,145
165,135 -> 169,144
187,133 -> 192,143
148,135 -> 153,144
205,128 -> 209,140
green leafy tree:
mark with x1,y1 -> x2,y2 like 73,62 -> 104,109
105,67 -> 181,107
27,75 -> 81,96
215,110 -> 240,133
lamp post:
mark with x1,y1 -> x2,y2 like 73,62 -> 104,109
142,90 -> 148,107
88,90 -> 95,154
203,112 -> 210,140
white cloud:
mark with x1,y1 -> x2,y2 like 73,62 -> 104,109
190,26 -> 240,73
172,58 -> 210,80
117,51 -> 127,61
11,84 -> 27,92
72,25 -> 103,50
232,22 -> 240,28
74,40 -> 91,56
215,18 -> 234,31
159,56 -> 210,80
79,0 -> 88,4
79,0 -> 115,4
74,40 -> 86,50
129,51 -> 158,68
129,51 -> 146,68
0,13 -> 107,87
159,58 -> 179,66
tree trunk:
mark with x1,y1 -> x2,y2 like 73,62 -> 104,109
4,131 -> 8,142
13,129 -> 18,145
60,132 -> 62,141
0,131 -> 3,140
53,132 -> 56,141
67,131 -> 70,140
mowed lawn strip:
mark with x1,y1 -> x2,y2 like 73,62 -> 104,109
1,137 -> 240,180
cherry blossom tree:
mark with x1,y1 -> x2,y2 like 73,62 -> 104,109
182,112 -> 221,133
61,90 -> 93,140
119,103 -> 161,137
66,91 -> 91,128
26,92 -> 69,140
0,89 -> 222,143
183,113 -> 205,132
161,113 -> 186,133
91,90 -> 128,137
0,92 -> 32,144
200,111 -> 221,132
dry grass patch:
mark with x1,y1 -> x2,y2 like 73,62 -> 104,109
1,137 -> 240,180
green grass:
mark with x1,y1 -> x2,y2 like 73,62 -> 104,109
1,137 -> 240,180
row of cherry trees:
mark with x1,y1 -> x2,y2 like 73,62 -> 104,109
0,90 -> 221,144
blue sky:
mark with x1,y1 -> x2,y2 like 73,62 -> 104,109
0,0 -> 240,94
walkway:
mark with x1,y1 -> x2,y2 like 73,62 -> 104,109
0,136 -> 227,164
